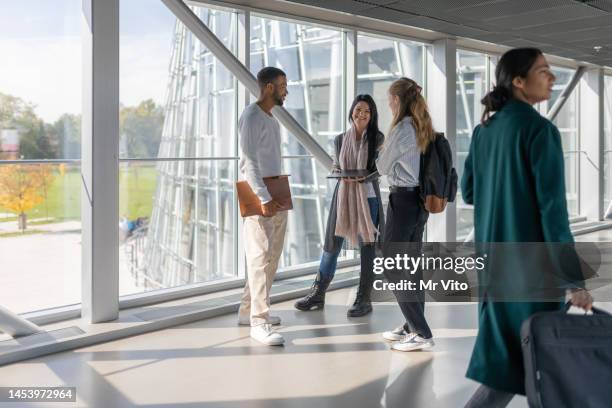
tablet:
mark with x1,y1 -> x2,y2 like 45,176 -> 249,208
327,169 -> 374,179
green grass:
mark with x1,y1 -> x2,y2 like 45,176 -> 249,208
36,168 -> 81,220
119,164 -> 159,219
0,164 -> 159,224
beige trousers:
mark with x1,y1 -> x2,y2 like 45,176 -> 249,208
238,211 -> 288,326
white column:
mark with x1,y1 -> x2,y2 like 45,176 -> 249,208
426,39 -> 457,242
579,68 -> 605,220
81,0 -> 120,323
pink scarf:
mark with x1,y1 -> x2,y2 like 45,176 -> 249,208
334,125 -> 378,248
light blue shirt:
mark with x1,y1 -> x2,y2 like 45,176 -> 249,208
376,116 -> 420,187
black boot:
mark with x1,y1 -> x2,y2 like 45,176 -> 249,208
295,273 -> 332,311
347,290 -> 372,317
348,245 -> 375,317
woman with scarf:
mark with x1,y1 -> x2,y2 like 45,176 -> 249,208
295,94 -> 385,317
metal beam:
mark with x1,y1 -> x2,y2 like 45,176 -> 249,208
161,0 -> 333,170
546,66 -> 586,121
0,305 -> 41,338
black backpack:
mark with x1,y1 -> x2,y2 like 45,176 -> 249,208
419,132 -> 457,213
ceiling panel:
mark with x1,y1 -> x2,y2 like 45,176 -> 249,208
364,6 -> 420,23
485,4 -> 607,29
448,0 -> 574,20
563,26 -> 612,42
359,0 -> 400,4
286,0 -> 381,13
539,27 -> 609,42
390,0 -> 497,11
285,0 -> 612,66
499,38 -> 553,48
523,14 -> 612,34
564,37 -> 612,48
397,15 -> 494,37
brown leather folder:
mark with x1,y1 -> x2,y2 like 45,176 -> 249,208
236,175 -> 293,217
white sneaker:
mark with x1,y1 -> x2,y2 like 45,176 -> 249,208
238,315 -> 281,326
250,324 -> 285,346
391,333 -> 434,351
382,325 -> 407,341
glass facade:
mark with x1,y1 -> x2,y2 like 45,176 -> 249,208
121,6 -> 238,295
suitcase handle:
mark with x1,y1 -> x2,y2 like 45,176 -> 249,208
564,301 -> 610,315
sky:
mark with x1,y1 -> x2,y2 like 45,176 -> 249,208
0,0 -> 176,122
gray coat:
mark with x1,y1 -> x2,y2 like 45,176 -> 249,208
323,131 -> 386,253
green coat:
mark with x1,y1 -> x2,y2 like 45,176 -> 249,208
461,99 -> 572,395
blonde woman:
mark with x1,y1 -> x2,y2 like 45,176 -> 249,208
376,77 -> 437,351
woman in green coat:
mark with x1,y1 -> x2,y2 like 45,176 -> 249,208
461,48 -> 593,407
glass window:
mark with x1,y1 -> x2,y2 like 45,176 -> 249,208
0,163 -> 81,313
120,4 -> 239,296
357,34 -> 425,133
356,33 -> 426,208
539,66 -> 579,216
0,1 -> 81,161
604,76 -> 612,212
119,0 -> 175,160
0,1 -> 82,313
456,50 -> 489,240
250,15 -> 344,266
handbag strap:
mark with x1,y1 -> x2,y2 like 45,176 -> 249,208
564,300 -> 610,316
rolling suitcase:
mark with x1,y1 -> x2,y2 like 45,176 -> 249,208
521,303 -> 612,408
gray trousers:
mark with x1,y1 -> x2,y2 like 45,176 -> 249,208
464,384 -> 514,408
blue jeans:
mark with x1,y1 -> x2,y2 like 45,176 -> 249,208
319,197 -> 379,281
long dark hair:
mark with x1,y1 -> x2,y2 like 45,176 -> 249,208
481,47 -> 543,126
348,94 -> 380,169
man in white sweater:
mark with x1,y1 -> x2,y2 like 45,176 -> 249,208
237,67 -> 288,346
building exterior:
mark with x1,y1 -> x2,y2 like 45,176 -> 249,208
0,129 -> 19,160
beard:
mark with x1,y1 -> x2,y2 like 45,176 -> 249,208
273,92 -> 284,106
